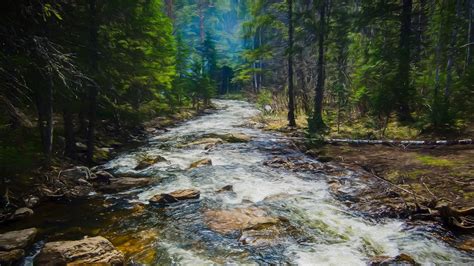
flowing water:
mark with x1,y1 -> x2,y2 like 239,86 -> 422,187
21,100 -> 473,265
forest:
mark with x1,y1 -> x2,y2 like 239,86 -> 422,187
0,0 -> 473,265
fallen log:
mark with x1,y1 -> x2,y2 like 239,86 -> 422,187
325,138 -> 473,146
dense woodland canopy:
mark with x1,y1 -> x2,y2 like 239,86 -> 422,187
1,0 -> 473,171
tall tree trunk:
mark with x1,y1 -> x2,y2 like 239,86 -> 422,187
198,0 -> 206,43
445,0 -> 461,100
40,76 -> 54,164
396,0 -> 413,122
63,105 -> 76,158
164,0 -> 174,20
287,0 -> 296,127
86,0 -> 99,164
309,0 -> 327,133
466,0 -> 474,70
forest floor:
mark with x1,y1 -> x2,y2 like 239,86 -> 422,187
253,110 -> 474,252
0,106 -> 216,224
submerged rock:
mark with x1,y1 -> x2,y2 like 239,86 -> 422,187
113,229 -> 159,264
95,177 -> 153,193
0,228 -> 37,251
370,253 -> 417,265
189,158 -> 212,169
149,189 -> 200,204
35,236 -> 124,265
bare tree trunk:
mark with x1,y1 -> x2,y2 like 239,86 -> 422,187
86,0 -> 99,164
287,0 -> 296,127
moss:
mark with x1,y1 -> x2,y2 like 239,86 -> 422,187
416,155 -> 456,167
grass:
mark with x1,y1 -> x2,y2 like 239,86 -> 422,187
416,155 -> 457,167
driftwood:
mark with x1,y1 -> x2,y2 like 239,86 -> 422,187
365,167 -> 474,231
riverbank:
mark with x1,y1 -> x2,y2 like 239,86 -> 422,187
252,111 -> 474,253
0,106 -> 217,225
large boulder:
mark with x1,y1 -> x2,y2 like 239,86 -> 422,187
149,189 -> 200,204
35,236 -> 124,265
204,207 -> 289,247
0,249 -> 24,265
189,158 -> 212,169
188,137 -> 224,147
0,228 -> 37,251
95,177 -> 153,193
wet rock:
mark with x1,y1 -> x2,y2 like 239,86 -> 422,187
24,195 -> 40,208
96,177 -> 153,193
93,170 -> 115,182
0,228 -> 37,251
11,207 -> 34,220
149,189 -> 200,204
458,238 -> 474,252
0,249 -> 24,265
75,142 -> 87,151
204,207 -> 279,235
35,236 -> 124,265
189,137 -> 224,146
135,155 -> 167,170
222,133 -> 251,143
60,166 -> 92,182
216,185 -> 234,193
370,253 -> 417,265
189,158 -> 212,169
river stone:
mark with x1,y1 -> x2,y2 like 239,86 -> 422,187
189,137 -> 224,146
150,189 -> 200,204
0,228 -> 37,251
0,249 -> 24,264
222,133 -> 251,143
60,166 -> 92,182
11,207 -> 34,220
135,155 -> 167,170
189,158 -> 212,169
96,177 -> 153,193
204,207 -> 279,234
216,185 -> 234,193
370,253 -> 417,265
24,195 -> 40,208
34,236 -> 124,265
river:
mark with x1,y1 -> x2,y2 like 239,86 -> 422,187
22,100 -> 473,265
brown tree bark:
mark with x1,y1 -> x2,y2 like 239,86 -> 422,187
86,0 -> 99,164
287,0 -> 296,127
310,0 -> 327,133
396,0 -> 414,122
